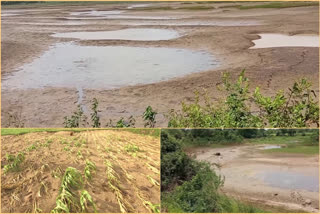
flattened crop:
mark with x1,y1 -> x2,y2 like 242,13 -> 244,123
1,130 -> 160,213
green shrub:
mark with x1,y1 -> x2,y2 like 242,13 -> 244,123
143,106 -> 157,128
90,98 -> 100,128
162,163 -> 224,213
168,70 -> 318,128
161,131 -> 198,191
161,130 -> 266,213
63,105 -> 86,128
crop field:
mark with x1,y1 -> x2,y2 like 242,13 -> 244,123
1,129 -> 160,213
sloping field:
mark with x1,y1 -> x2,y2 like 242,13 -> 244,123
1,130 -> 160,213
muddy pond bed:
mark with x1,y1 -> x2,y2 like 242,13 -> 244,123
2,42 -> 218,90
52,28 -> 181,41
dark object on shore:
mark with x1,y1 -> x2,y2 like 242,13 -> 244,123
214,152 -> 221,156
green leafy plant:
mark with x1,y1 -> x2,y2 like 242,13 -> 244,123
51,167 -> 96,213
51,167 -> 83,213
90,98 -> 101,128
254,78 -> 319,127
3,152 -> 25,174
161,130 -> 265,213
168,70 -> 318,128
116,116 -> 136,128
80,190 -> 97,212
84,159 -> 96,181
63,105 -> 86,128
124,144 -> 140,153
146,202 -> 160,213
26,143 -> 37,152
143,106 -> 157,128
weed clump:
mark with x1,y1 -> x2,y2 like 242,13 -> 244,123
3,152 -> 25,174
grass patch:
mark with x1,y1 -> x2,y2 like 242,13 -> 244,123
247,135 -> 317,146
1,128 -> 89,136
263,146 -> 319,155
2,128 -> 160,137
120,128 -> 161,138
249,134 -> 319,155
238,1 -> 319,9
247,135 -> 307,145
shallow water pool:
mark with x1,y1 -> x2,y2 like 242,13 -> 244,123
258,170 -> 319,192
2,43 -> 218,90
70,10 -> 125,16
263,145 -> 282,150
250,34 -> 319,49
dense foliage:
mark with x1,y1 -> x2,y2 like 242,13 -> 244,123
163,129 -> 319,147
168,71 -> 319,128
60,71 -> 319,129
161,130 -> 265,213
161,131 -> 198,191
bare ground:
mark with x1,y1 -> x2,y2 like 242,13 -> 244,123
1,2 -> 319,127
188,144 -> 319,213
1,130 -> 160,213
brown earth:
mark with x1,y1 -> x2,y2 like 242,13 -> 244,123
188,144 -> 319,213
1,130 -> 160,213
1,2 -> 319,127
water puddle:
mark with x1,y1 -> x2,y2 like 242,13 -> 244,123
263,145 -> 282,150
250,34 -> 319,49
1,13 -> 19,17
2,42 -> 217,90
52,28 -> 181,41
70,10 -> 125,16
258,170 -> 319,192
127,4 -> 151,9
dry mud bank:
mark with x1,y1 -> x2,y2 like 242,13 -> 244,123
1,130 -> 160,213
1,2 -> 319,127
189,144 -> 319,212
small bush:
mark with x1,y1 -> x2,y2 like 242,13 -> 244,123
143,106 -> 157,128
168,70 -> 318,128
90,98 -> 100,128
63,105 -> 86,128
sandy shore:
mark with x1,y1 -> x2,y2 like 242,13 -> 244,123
1,2 -> 319,127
